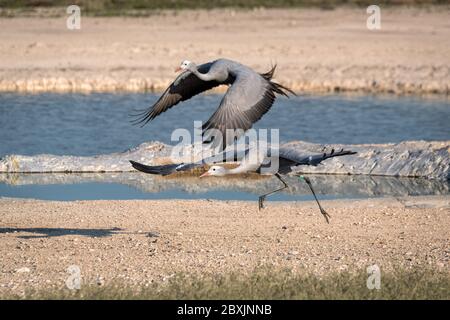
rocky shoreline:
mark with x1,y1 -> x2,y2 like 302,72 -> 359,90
1,140 -> 449,180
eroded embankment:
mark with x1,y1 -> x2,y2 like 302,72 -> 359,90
1,9 -> 449,95
1,66 -> 448,95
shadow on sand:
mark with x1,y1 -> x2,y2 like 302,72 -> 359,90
0,227 -> 125,239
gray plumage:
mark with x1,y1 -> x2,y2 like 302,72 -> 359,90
131,59 -> 295,147
129,145 -> 356,223
129,145 -> 356,176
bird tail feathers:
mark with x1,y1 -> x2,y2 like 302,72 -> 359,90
260,64 -> 296,97
270,81 -> 297,97
129,160 -> 181,176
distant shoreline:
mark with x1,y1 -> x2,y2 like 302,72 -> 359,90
1,2 -> 449,17
0,8 -> 449,95
0,70 -> 448,95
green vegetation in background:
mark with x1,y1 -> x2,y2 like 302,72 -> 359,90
4,267 -> 450,300
0,0 -> 449,16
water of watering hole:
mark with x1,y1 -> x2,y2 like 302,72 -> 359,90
0,93 -> 449,201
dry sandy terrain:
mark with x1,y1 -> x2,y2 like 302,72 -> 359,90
0,195 -> 448,296
0,7 -> 449,94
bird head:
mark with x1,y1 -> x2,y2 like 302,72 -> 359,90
175,60 -> 193,72
200,165 -> 227,177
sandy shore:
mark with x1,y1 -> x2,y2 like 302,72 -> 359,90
0,195 -> 448,295
0,8 -> 449,94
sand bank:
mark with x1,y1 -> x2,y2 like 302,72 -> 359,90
0,8 -> 449,94
0,196 -> 448,295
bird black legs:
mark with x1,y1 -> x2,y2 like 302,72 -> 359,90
299,175 -> 331,224
258,174 -> 330,223
258,173 -> 288,210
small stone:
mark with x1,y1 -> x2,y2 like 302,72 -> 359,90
16,267 -> 30,273
147,231 -> 160,238
96,277 -> 104,286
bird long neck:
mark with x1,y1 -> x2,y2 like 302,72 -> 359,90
191,66 -> 215,81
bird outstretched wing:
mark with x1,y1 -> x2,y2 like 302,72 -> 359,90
129,146 -> 250,176
295,148 -> 357,166
279,147 -> 357,168
202,69 -> 294,148
131,62 -> 224,126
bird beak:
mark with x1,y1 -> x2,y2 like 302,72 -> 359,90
175,66 -> 182,72
200,172 -> 210,178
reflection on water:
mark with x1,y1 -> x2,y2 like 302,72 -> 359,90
0,173 -> 448,201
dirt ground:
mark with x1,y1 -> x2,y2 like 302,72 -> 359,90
0,7 -> 449,94
0,195 -> 448,296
